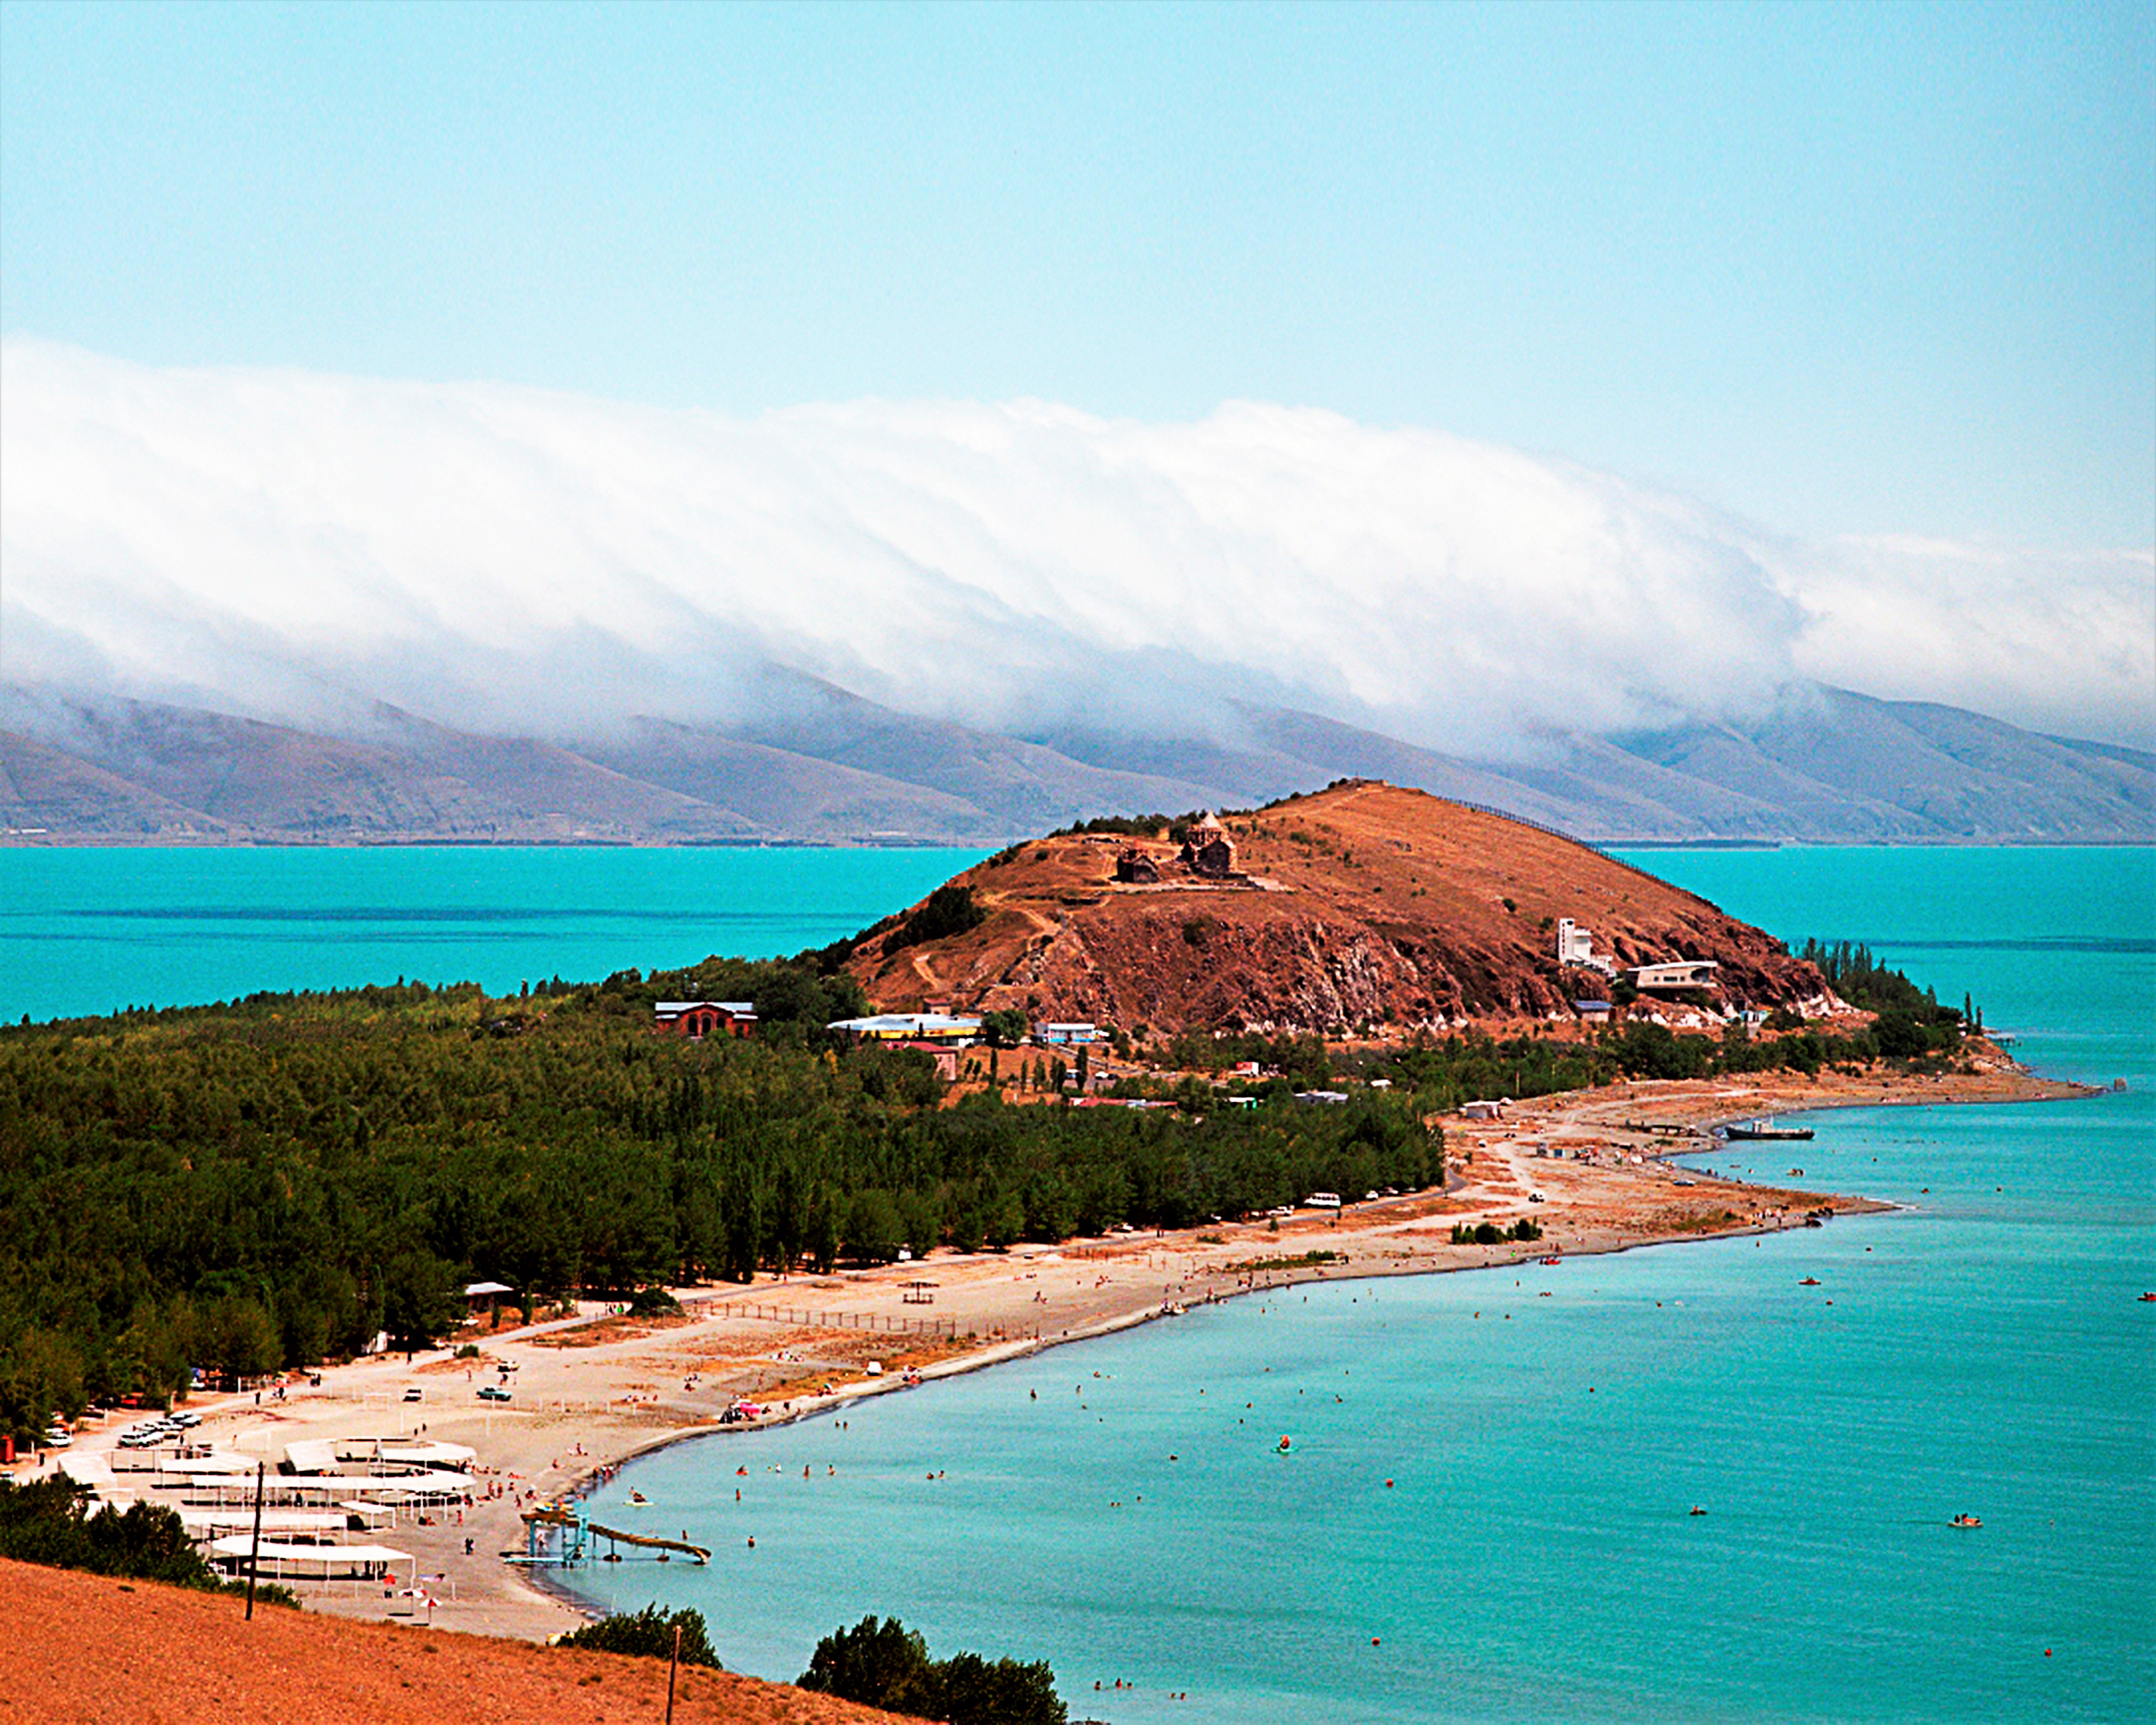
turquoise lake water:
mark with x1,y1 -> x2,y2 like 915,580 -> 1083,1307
2,842 -> 2150,1718
560,846 -> 2151,1724
0,845 -> 972,1024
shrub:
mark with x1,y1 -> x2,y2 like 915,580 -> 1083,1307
560,1603 -> 723,1668
626,1286 -> 683,1318
885,886 -> 986,953
1872,1010 -> 1930,1061
799,1615 -> 936,1712
0,1477 -> 296,1605
980,1009 -> 1030,1048
798,1614 -> 1065,1725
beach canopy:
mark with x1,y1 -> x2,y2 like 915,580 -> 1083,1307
207,1536 -> 414,1577
179,1508 -> 351,1537
283,1439 -> 340,1474
373,1439 -> 477,1468
57,1453 -> 114,1488
164,1451 -> 257,1474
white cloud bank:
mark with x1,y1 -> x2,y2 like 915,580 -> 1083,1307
3,340 -> 2149,753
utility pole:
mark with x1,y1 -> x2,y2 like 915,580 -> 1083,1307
665,1619 -> 683,1724
244,1460 -> 266,1620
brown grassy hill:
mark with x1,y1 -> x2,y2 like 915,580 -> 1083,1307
0,1557 -> 903,1725
845,780 -> 1830,1034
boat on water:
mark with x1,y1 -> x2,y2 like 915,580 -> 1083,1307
1798,1277 -> 1822,1286
1950,1514 -> 1982,1528
1718,1118 -> 1815,1141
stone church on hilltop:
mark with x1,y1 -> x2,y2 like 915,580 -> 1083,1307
1179,811 -> 1236,878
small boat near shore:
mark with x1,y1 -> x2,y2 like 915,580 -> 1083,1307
1950,1514 -> 1982,1528
1718,1118 -> 1815,1141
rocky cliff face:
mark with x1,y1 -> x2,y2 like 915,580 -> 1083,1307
845,781 -> 1832,1034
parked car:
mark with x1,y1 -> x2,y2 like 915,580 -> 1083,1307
43,1428 -> 72,1447
476,1385 -> 513,1402
170,1411 -> 202,1427
402,1388 -> 424,1403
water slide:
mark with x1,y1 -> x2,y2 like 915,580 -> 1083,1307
519,1502 -> 710,1564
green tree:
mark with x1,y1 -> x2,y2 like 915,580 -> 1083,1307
1873,1010 -> 1929,1060
559,1602 -> 723,1668
847,1190 -> 905,1267
805,1190 -> 842,1274
930,1651 -> 1068,1725
798,1614 -> 936,1712
206,1297 -> 282,1381
885,886 -> 986,952
797,1615 -> 1065,1724
380,1252 -> 457,1356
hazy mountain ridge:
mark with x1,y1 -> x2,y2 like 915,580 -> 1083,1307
2,680 -> 2148,845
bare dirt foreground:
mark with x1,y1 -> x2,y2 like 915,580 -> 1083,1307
7,1056 -> 2092,1676
0,1558 -> 904,1725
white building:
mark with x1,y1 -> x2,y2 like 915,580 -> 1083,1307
1626,960 -> 1720,992
827,1012 -> 983,1044
1556,919 -> 1616,976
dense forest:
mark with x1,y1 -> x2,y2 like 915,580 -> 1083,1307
1796,939 -> 1973,1056
0,956 -> 1441,1443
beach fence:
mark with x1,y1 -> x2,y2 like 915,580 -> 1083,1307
720,1304 -> 1046,1343
728,1303 -> 968,1338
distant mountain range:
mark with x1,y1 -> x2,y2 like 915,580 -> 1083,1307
3,679 -> 2149,846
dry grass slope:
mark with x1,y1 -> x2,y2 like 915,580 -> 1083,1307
847,780 -> 1828,1033
0,1558 -> 905,1725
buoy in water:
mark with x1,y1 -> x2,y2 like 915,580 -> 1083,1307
1278,1435 -> 1291,1452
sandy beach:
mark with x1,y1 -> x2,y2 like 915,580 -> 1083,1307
15,1051 -> 2093,1646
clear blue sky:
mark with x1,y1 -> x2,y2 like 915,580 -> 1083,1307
3,0 -> 2151,546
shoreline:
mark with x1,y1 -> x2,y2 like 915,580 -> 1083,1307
21,1055 -> 2097,1642
537,1051 -> 2089,1625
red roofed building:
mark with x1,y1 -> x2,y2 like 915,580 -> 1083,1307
653,1000 -> 757,1039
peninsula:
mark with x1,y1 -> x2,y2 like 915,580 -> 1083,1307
1,782 -> 2094,1683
